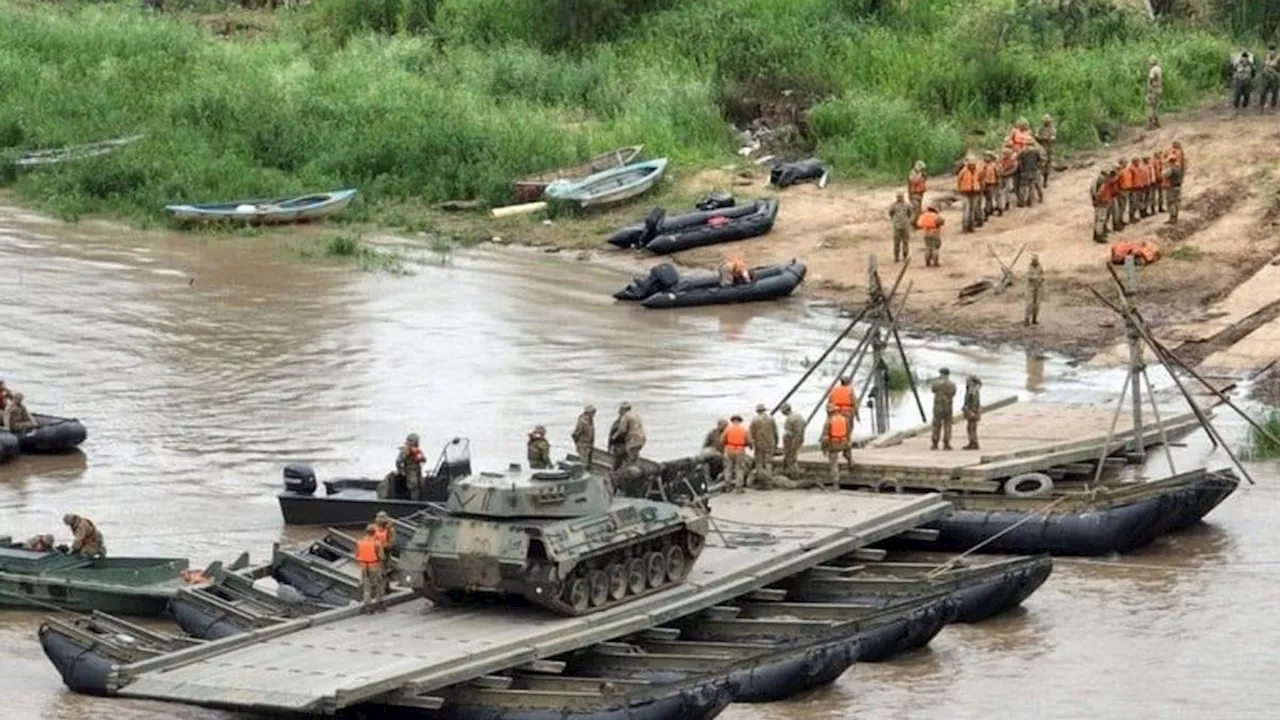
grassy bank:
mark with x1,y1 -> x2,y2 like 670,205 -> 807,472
0,0 -> 1235,227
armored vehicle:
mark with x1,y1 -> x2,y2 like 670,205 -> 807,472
400,462 -> 710,616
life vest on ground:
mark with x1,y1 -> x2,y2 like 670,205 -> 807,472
826,415 -> 849,443
908,172 -> 927,195
916,210 -> 943,233
829,385 -> 854,410
956,167 -> 981,193
356,538 -> 380,566
723,424 -> 749,453
1110,240 -> 1162,265
373,526 -> 391,547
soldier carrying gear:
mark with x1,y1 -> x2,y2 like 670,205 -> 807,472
23,534 -> 56,552
1146,56 -> 1164,129
527,425 -> 552,469
962,376 -> 983,450
571,405 -> 596,468
1035,114 -> 1056,187
1232,49 -> 1255,113
930,369 -> 957,451
916,205 -> 945,267
1,392 -> 35,432
609,402 -> 646,470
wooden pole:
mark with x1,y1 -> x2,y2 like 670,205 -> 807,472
1141,365 -> 1177,474
488,201 -> 548,218
1091,365 -> 1131,487
807,321 -> 877,425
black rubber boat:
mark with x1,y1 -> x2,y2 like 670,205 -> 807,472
277,437 -> 471,526
636,260 -> 806,309
882,468 -> 1239,556
1,413 -> 87,455
641,199 -> 779,256
606,202 -> 765,249
40,611 -> 201,696
421,674 -> 732,720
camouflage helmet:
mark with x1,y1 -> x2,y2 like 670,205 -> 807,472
755,403 -> 767,413
583,404 -> 596,414
730,414 -> 743,422
939,367 -> 951,375
715,417 -> 729,428
375,511 -> 390,523
619,402 -> 632,412
913,160 -> 925,171
532,424 -> 546,436
1042,113 -> 1053,123
967,375 -> 983,386
983,150 -> 995,159
1148,55 -> 1158,65
365,524 -> 378,534
1172,141 -> 1181,148
1016,117 -> 1029,128
780,403 -> 792,413
62,514 -> 77,526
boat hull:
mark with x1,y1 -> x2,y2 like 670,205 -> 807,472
165,189 -> 357,224
0,575 -> 173,615
440,676 -> 731,720
607,202 -> 764,250
899,470 -> 1239,556
546,159 -> 667,208
0,432 -> 15,463
515,146 -> 644,203
38,623 -> 117,696
278,490 -> 441,527
10,414 -> 88,454
640,260 -> 805,309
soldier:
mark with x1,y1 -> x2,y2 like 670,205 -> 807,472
907,161 -> 928,219
780,403 -> 806,478
1152,152 -> 1165,213
1146,56 -> 1163,129
748,403 -> 778,483
702,418 -> 728,457
887,191 -> 914,263
1127,158 -> 1145,224
999,143 -> 1018,212
930,368 -> 956,451
718,257 -> 751,286
1090,169 -> 1113,244
720,415 -> 752,492
571,405 -> 596,468
1035,114 -> 1056,187
526,425 -> 551,469
828,376 -> 860,432
956,158 -> 982,232
1232,49 -> 1255,114
0,377 -> 10,410
980,151 -> 1000,220
62,513 -> 105,558
23,534 -> 56,552
1025,254 -> 1044,326
1164,148 -> 1184,225
1030,140 -> 1047,204
355,524 -> 388,613
396,433 -> 425,500
373,511 -> 396,551
1,392 -> 36,432
820,405 -> 852,490
915,205 -> 945,268
1261,45 -> 1280,112
1114,158 -> 1131,231
962,376 -> 983,450
610,402 -> 646,469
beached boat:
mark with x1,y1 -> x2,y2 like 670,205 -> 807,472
3,413 -> 88,455
515,146 -> 644,202
276,438 -> 471,527
634,260 -> 806,309
545,159 -> 668,208
0,538 -> 189,616
14,134 -> 144,168
164,188 -> 357,224
606,199 -> 777,254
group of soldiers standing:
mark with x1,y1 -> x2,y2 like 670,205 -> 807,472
1089,142 -> 1186,244
1228,46 -> 1280,115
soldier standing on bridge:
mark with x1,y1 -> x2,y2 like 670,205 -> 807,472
962,375 -> 983,450
820,405 -> 852,490
571,405 -> 596,468
930,368 -> 956,451
749,403 -> 778,484
780,403 -> 806,479
720,415 -> 752,492
356,524 -> 388,613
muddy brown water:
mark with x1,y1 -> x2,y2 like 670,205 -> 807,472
1,204 -> 1277,719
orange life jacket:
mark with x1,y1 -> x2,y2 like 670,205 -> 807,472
957,166 -> 981,193
1110,241 -> 1162,265
1119,167 -> 1137,191
356,538 -> 380,566
980,162 -> 999,186
1008,128 -> 1033,150
405,446 -> 424,463
908,172 -> 927,195
829,385 -> 854,410
916,210 -> 943,233
1166,147 -> 1184,169
723,424 -> 749,453
1001,150 -> 1017,175
826,415 -> 849,443
373,525 -> 391,547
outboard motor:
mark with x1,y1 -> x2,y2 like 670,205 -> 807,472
283,464 -> 317,495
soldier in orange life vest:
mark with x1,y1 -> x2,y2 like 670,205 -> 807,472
956,158 -> 982,232
396,433 -> 425,500
915,205 -> 945,267
1114,158 -> 1132,229
1006,118 -> 1034,151
718,257 -> 751,286
1126,158 -> 1145,223
820,405 -> 853,490
356,524 -> 388,613
828,376 -> 861,433
719,415 -> 752,493
980,151 -> 1001,221
907,161 -> 928,219
999,143 -> 1018,212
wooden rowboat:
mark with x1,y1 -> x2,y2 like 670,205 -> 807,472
164,189 -> 357,224
514,145 -> 643,202
546,158 -> 668,209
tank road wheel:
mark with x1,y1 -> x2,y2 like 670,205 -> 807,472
567,577 -> 590,613
606,563 -> 628,601
626,557 -> 647,595
684,531 -> 705,558
645,551 -> 667,589
664,545 -> 687,583
588,569 -> 609,607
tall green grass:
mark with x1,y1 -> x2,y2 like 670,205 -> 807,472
1244,409 -> 1280,460
0,0 -> 1237,223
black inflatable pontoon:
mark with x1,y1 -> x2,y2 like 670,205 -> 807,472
632,260 -> 806,309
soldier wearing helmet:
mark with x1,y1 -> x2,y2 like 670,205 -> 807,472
396,433 -> 425,500
527,425 -> 552,469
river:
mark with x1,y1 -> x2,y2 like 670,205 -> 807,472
1,204 -> 1277,720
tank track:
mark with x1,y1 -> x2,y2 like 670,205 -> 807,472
522,525 -> 707,616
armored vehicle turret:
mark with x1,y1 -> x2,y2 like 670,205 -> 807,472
400,462 -> 710,616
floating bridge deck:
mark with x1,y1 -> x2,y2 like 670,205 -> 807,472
112,491 -> 949,714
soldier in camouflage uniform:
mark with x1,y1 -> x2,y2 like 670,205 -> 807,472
962,375 -> 983,450
571,405 -> 596,468
1146,56 -> 1163,129
1035,114 -> 1056,187
930,368 -> 956,451
887,192 -> 914,263
396,433 -> 425,500
63,513 -> 105,558
702,418 -> 728,457
23,534 -> 56,552
1232,49 -> 1255,114
1091,169 -> 1112,244
820,405 -> 853,490
356,524 -> 388,613
527,425 -> 551,469
610,402 -> 646,469
1261,46 -> 1280,112
780,403 -> 806,479
749,403 -> 778,484
2,392 -> 36,432
1025,254 -> 1044,326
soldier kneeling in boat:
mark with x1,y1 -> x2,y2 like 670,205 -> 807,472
379,433 -> 425,500
23,534 -> 57,552
2,393 -> 37,433
62,513 -> 105,559
718,257 -> 752,286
